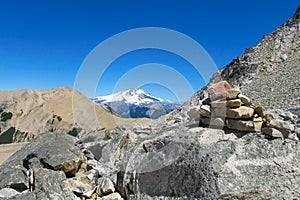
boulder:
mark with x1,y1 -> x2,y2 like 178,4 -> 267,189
253,117 -> 263,122
226,99 -> 242,108
102,192 -> 123,200
295,128 -> 300,139
210,117 -> 225,129
226,119 -> 262,132
0,188 -> 20,198
110,125 -> 300,199
208,81 -> 232,95
262,128 -> 285,138
97,177 -> 115,196
68,178 -> 95,197
269,119 -> 295,132
199,105 -> 211,117
211,99 -> 241,109
200,117 -> 211,126
238,94 -> 252,106
187,106 -> 200,121
226,106 -> 254,119
0,132 -> 83,199
253,105 -> 264,117
225,89 -> 241,100
33,168 -> 78,199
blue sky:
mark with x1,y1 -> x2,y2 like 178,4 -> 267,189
0,1 -> 299,103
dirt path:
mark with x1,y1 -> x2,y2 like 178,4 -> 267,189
0,142 -> 27,165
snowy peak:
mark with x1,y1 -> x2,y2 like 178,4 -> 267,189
93,88 -> 168,105
92,88 -> 179,119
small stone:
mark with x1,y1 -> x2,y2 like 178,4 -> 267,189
210,117 -> 225,128
253,117 -> 263,122
225,89 -> 240,100
288,132 -> 299,141
199,105 -> 211,117
102,192 -> 123,200
202,97 -> 211,105
211,100 -> 227,108
187,106 -> 200,120
262,128 -> 285,138
0,188 -> 20,198
254,105 -> 264,117
208,81 -> 232,95
278,111 -> 297,120
68,179 -> 94,195
200,117 -> 211,126
280,54 -> 288,61
97,177 -> 115,196
269,119 -> 294,132
295,128 -> 300,138
226,119 -> 262,132
226,99 -> 241,108
211,106 -> 227,118
211,99 -> 242,109
238,94 -> 252,106
226,106 -> 254,119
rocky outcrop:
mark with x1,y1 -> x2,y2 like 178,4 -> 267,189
1,115 -> 300,199
86,124 -> 300,199
0,132 -> 124,199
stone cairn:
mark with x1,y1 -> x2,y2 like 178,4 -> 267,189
189,81 -> 299,140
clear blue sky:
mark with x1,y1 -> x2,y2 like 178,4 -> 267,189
0,0 -> 299,103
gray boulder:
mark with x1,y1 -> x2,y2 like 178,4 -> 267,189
93,125 -> 300,199
0,132 -> 83,199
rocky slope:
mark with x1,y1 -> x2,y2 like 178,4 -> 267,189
167,6 -> 299,123
210,6 -> 300,114
0,122 -> 299,199
0,87 -> 149,144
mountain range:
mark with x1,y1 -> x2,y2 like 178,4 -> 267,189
92,88 -> 179,119
0,87 -> 149,144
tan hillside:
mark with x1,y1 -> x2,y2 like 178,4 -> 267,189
0,87 -> 149,143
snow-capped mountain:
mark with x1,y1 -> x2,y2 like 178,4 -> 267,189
92,89 -> 179,119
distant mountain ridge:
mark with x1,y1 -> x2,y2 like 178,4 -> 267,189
0,87 -> 149,144
93,88 -> 179,119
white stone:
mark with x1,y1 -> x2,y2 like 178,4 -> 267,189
227,119 -> 262,132
269,119 -> 294,132
238,94 -> 252,106
97,177 -> 115,195
226,106 -> 254,119
0,188 -> 20,198
262,128 -> 285,138
102,192 -> 123,200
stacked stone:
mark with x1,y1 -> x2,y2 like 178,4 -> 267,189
262,113 -> 297,139
199,81 -> 263,132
